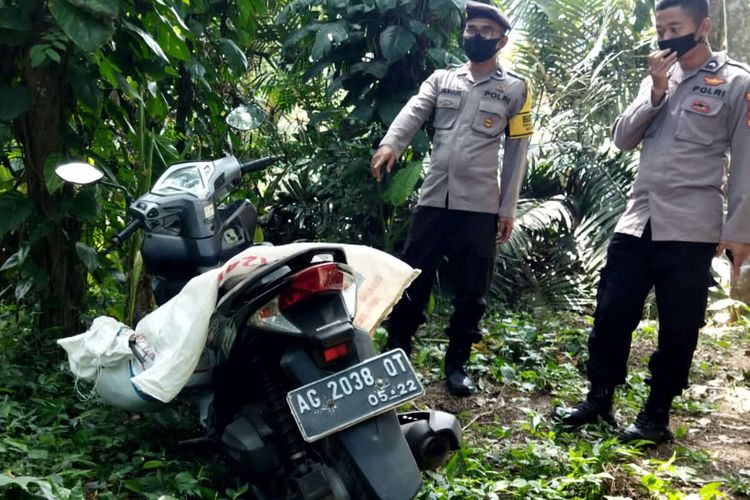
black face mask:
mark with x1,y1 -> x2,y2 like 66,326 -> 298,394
463,35 -> 501,63
657,33 -> 699,58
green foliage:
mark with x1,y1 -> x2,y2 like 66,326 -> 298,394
0,190 -> 34,237
263,0 -> 465,251
48,0 -> 118,52
409,308 -> 749,499
2,300 -> 748,498
0,0 -> 283,330
480,0 -> 654,310
263,0 -> 657,311
0,313 -> 242,499
0,84 -> 31,121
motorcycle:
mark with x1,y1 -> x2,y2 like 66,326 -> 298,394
56,105 -> 461,499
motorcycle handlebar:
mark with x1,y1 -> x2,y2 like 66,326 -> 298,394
240,156 -> 278,174
102,219 -> 143,255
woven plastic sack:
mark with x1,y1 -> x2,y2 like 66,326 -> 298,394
58,243 -> 418,405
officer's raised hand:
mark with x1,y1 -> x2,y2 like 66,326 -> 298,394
370,145 -> 396,183
648,48 -> 677,105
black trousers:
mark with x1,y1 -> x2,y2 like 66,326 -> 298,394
386,206 -> 498,346
587,224 -> 716,397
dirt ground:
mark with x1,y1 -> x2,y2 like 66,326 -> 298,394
418,325 -> 750,498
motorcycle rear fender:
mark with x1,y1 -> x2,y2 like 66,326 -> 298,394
280,337 -> 422,499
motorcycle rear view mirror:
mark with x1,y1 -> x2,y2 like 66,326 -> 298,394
226,104 -> 265,131
55,162 -> 104,185
55,161 -> 134,206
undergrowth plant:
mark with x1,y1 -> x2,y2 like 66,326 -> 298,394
2,299 -> 749,499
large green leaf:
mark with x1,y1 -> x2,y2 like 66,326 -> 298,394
377,101 -> 404,126
167,6 -> 190,32
75,242 -> 99,272
219,38 -> 248,74
311,23 -> 348,61
411,129 -> 430,154
67,0 -> 119,19
123,21 -> 169,64
69,64 -> 101,110
0,123 -> 10,146
48,0 -> 117,52
63,188 -> 99,223
15,278 -> 34,301
0,244 -> 29,272
403,18 -> 427,35
0,6 -> 30,31
351,61 -> 388,79
379,25 -> 416,63
376,0 -> 398,12
350,102 -> 374,123
0,85 -> 31,122
312,30 -> 332,62
383,160 -> 423,207
156,21 -> 191,62
0,191 -> 34,237
44,153 -> 66,195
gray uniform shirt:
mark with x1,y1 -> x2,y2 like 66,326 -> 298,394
380,64 -> 531,217
613,52 -> 750,244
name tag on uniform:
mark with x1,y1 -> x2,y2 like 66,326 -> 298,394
437,97 -> 461,109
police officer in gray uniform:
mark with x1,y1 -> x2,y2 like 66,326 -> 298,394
371,1 -> 532,396
555,0 -> 750,443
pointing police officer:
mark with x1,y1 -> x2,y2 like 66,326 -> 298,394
554,0 -> 750,443
370,1 -> 532,396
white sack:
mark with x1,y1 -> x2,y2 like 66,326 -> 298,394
57,316 -> 134,379
58,243 -> 418,405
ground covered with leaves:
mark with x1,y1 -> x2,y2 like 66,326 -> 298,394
404,306 -> 750,499
1,304 -> 748,499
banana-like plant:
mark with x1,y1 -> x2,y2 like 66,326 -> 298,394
488,0 -> 653,310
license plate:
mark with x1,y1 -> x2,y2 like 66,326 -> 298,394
286,349 -> 424,442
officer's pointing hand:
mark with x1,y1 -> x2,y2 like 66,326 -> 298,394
496,217 -> 514,245
371,145 -> 396,183
648,49 -> 677,105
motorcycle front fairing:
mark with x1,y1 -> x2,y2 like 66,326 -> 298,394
133,157 -> 257,303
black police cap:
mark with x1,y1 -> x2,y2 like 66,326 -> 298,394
465,1 -> 512,32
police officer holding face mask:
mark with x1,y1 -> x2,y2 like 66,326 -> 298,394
370,1 -> 533,396
554,0 -> 750,443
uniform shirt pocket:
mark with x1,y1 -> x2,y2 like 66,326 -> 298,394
675,96 -> 724,145
433,96 -> 461,129
471,99 -> 506,138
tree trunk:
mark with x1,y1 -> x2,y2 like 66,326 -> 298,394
724,0 -> 750,306
15,50 -> 84,336
708,0 -> 725,51
725,0 -> 750,60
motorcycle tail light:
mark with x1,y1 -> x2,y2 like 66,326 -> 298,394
249,263 -> 357,333
322,342 -> 350,362
279,263 -> 356,317
249,296 -> 300,333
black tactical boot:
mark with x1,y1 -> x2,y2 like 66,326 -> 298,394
619,390 -> 674,444
384,329 -> 413,356
552,384 -> 616,428
444,342 -> 476,396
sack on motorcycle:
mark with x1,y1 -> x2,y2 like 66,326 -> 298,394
58,243 -> 418,409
